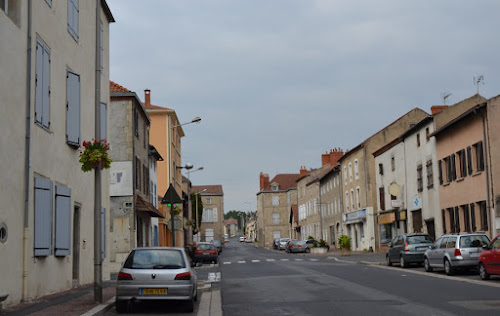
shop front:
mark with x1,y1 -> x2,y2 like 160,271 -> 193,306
344,209 -> 366,251
378,209 -> 407,250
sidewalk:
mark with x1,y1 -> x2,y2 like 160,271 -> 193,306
1,251 -> 384,316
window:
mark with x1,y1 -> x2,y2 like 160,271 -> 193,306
356,187 -> 360,209
416,133 -> 421,147
66,71 -> 80,145
202,209 -> 217,223
426,160 -> 434,189
354,159 -> 359,180
457,149 -> 467,178
35,177 -> 53,256
479,201 -> 488,231
379,163 -> 384,175
134,110 -> 139,137
1,0 -> 20,25
470,203 -> 476,231
412,209 -> 423,233
443,155 -> 456,183
441,210 -> 446,234
391,157 -> 395,171
55,186 -> 71,256
463,204 -> 471,232
206,198 -> 211,204
271,184 -> 278,191
425,127 -> 430,140
417,164 -> 423,192
272,213 -> 280,225
348,163 -> 353,182
379,187 -> 385,211
344,166 -> 347,184
473,141 -> 485,172
35,40 -> 51,129
68,0 -> 79,41
345,192 -> 349,212
272,195 -> 279,206
350,189 -> 354,211
273,231 -> 281,239
46,0 -> 52,7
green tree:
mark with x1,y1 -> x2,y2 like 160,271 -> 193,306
190,193 -> 204,231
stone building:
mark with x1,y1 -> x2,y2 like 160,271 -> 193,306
193,185 -> 225,242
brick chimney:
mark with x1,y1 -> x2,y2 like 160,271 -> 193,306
431,105 -> 448,115
260,172 -> 269,190
300,166 -> 308,177
322,148 -> 344,166
144,89 -> 151,108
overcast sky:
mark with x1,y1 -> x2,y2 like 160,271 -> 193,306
107,0 -> 500,213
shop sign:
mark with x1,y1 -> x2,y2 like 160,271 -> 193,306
391,199 -> 402,208
344,209 -> 366,222
379,212 -> 395,224
399,210 -> 407,221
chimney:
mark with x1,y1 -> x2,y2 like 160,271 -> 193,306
144,89 -> 151,108
300,166 -> 308,177
322,148 -> 344,166
431,105 -> 448,115
260,172 -> 269,190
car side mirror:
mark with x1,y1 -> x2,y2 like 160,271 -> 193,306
388,242 -> 392,247
482,245 -> 489,250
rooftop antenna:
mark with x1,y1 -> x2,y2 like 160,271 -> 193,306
474,75 -> 484,95
441,92 -> 452,105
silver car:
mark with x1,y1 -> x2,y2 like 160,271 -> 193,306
424,233 -> 490,275
115,247 -> 199,313
278,238 -> 290,250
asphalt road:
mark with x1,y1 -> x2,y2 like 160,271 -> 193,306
221,238 -> 500,316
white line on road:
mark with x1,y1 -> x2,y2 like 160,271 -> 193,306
295,258 -> 303,261
266,259 -> 275,262
237,261 -> 246,264
251,260 -> 260,263
280,259 -> 289,261
310,258 -> 319,261
223,262 -> 231,265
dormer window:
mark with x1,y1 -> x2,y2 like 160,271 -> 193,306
271,184 -> 279,191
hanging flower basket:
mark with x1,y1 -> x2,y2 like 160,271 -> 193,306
79,139 -> 112,172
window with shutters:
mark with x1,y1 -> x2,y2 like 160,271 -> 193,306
479,201 -> 488,231
55,186 -> 71,256
416,133 -> 421,147
35,40 -> 51,130
379,163 -> 384,175
356,187 -> 361,209
66,71 -> 80,146
34,178 -> 53,256
426,160 -> 434,189
348,163 -> 353,182
379,187 -> 385,211
457,149 -> 467,178
391,156 -> 395,171
67,0 -> 79,41
417,164 -> 423,192
345,192 -> 349,212
463,204 -> 471,232
343,166 -> 347,184
1,0 -> 21,25
473,141 -> 485,172
272,195 -> 279,206
354,159 -> 359,180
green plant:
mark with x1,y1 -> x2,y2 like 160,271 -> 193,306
185,220 -> 194,227
319,239 -> 328,248
338,235 -> 351,250
307,236 -> 318,247
78,139 -> 112,172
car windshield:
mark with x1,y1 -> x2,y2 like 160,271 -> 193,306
197,244 -> 215,250
211,240 -> 221,246
407,235 -> 433,244
124,249 -> 185,269
459,235 -> 490,248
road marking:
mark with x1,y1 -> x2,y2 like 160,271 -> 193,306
295,258 -> 304,261
266,259 -> 275,262
310,258 -> 319,261
280,259 -> 289,261
237,261 -> 246,264
251,260 -> 260,263
223,262 -> 231,265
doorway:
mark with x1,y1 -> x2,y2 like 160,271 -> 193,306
72,204 -> 81,288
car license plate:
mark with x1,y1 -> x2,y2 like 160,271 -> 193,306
469,252 -> 479,257
141,288 -> 167,295
203,252 -> 209,255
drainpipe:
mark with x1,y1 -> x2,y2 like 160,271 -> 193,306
93,0 -> 103,303
480,108 -> 493,239
22,0 -> 33,302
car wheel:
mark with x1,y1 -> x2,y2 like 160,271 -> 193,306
115,300 -> 128,314
386,255 -> 392,266
194,287 -> 198,302
305,248 -> 310,253
400,256 -> 408,268
185,297 -> 195,313
214,258 -> 218,264
444,259 -> 454,276
479,263 -> 490,280
424,257 -> 433,272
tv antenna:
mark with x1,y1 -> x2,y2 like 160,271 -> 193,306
441,92 -> 452,105
474,75 -> 484,95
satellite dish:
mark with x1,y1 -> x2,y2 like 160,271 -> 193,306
388,182 -> 401,197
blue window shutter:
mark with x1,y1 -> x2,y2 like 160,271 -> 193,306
101,208 -> 106,260
42,46 -> 50,128
35,41 -> 44,125
100,102 -> 107,140
34,178 -> 53,256
66,71 -> 80,145
67,0 -> 79,40
55,186 -> 71,256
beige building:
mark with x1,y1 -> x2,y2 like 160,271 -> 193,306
193,185 -> 225,242
319,165 -> 344,248
0,1 -> 113,307
257,172 -> 301,248
338,108 -> 429,251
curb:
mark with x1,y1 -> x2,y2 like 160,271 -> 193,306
80,296 -> 115,316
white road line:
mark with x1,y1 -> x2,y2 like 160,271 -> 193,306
280,259 -> 289,261
237,261 -> 246,264
251,260 -> 260,263
223,262 -> 231,265
310,258 -> 319,261
295,258 -> 304,261
266,259 -> 275,262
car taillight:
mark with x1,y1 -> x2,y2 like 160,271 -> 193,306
298,245 -> 302,248
404,242 -> 409,251
175,272 -> 192,280
454,249 -> 462,256
117,272 -> 133,280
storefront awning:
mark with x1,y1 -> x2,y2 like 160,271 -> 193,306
136,194 -> 164,218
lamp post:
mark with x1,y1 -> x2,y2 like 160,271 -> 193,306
166,116 -> 201,248
194,188 -> 207,242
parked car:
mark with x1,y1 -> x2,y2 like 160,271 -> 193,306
224,234 -> 229,243
115,247 -> 198,313
193,242 -> 219,264
478,234 -> 500,280
286,239 -> 308,253
210,239 -> 223,254
278,238 -> 290,250
239,236 -> 246,242
424,233 -> 490,275
245,237 -> 253,243
386,233 -> 433,268
273,238 -> 280,250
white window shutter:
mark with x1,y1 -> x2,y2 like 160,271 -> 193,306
66,71 -> 80,145
55,186 -> 71,256
42,46 -> 50,128
35,178 -> 53,256
35,42 -> 44,125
